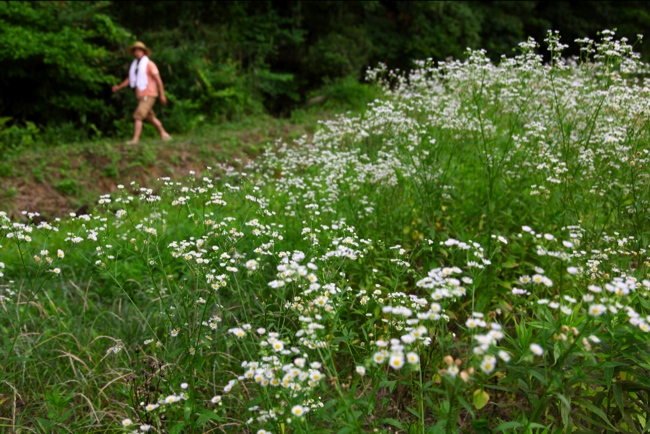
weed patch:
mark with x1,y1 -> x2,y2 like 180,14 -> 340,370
1,31 -> 650,433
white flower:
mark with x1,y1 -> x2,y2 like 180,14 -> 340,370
122,418 -> 133,427
480,355 -> 496,374
310,370 -> 323,382
223,380 -> 235,393
211,395 -> 222,404
57,249 -> 65,258
530,343 -> 544,356
406,352 -> 420,364
388,353 -> 405,370
588,304 -> 606,316
372,352 -> 386,364
291,405 -> 306,417
229,328 -> 245,338
164,395 -> 181,404
498,350 -> 511,362
447,365 -> 459,377
355,366 -> 366,376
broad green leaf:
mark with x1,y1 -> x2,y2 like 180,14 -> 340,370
473,389 -> 490,410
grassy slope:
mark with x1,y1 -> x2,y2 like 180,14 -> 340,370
0,112 -> 326,220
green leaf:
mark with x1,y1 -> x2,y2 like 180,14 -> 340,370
381,418 -> 405,430
473,389 -> 490,410
196,409 -> 224,425
493,421 -> 522,432
575,398 -> 616,429
554,392 -> 571,409
457,395 -> 475,418
555,392 -> 571,428
553,341 -> 562,364
331,332 -> 355,344
378,379 -> 397,393
528,369 -> 548,386
613,382 -> 625,414
35,417 -> 54,429
169,422 -> 186,434
471,418 -> 489,429
604,366 -> 615,386
497,280 -> 513,289
407,407 -> 422,418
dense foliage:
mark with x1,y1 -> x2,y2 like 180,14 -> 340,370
0,1 -> 129,147
2,31 -> 650,433
2,1 -> 650,149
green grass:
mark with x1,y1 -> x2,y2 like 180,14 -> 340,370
1,31 -> 650,433
0,112 -> 328,221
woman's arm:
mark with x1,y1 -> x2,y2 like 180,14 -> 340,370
112,77 -> 130,93
154,73 -> 167,104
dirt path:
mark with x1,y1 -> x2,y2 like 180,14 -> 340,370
0,116 -> 318,220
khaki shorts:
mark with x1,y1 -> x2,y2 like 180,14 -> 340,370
133,96 -> 157,121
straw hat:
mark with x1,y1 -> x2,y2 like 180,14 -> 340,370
128,41 -> 151,56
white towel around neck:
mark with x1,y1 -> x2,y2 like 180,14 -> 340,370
129,56 -> 149,91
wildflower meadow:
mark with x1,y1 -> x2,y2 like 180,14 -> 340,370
2,31 -> 650,433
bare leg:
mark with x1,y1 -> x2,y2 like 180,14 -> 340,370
128,119 -> 143,144
149,116 -> 171,140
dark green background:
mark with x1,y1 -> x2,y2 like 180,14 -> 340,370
1,1 -> 649,145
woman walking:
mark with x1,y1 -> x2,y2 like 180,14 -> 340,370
112,41 -> 171,144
